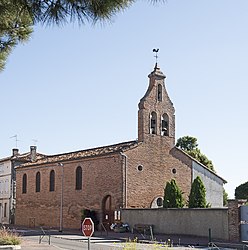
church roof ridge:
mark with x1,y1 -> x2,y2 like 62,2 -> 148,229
18,140 -> 139,168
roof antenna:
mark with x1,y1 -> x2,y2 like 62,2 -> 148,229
32,139 -> 38,146
152,48 -> 159,69
10,135 -> 19,148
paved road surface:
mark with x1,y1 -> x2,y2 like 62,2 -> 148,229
16,228 -> 241,250
20,234 -> 199,250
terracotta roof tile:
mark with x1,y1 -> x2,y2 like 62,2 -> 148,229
0,152 -> 45,163
18,140 -> 138,168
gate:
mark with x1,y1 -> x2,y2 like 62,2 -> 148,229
240,205 -> 248,241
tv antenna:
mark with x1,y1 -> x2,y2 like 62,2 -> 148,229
10,135 -> 19,148
32,139 -> 38,146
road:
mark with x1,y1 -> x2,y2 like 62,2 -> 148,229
17,228 -> 239,250
21,234 -> 179,250
22,235 -> 119,249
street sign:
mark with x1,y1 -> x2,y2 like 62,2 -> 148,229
82,217 -> 94,237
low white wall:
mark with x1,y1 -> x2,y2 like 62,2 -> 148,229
122,208 -> 229,240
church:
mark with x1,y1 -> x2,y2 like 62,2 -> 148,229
15,64 -> 226,230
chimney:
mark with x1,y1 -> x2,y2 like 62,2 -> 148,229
12,148 -> 19,156
30,146 -> 37,162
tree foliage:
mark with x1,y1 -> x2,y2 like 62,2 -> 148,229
176,136 -> 215,172
235,181 -> 248,200
176,136 -> 198,151
0,0 -> 33,71
223,188 -> 228,206
188,176 -> 207,208
163,179 -> 184,208
14,0 -> 133,26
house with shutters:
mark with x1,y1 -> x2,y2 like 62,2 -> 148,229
15,64 -> 226,230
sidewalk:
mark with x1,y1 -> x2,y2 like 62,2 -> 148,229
21,239 -> 58,250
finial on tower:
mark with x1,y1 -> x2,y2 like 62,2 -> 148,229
152,48 -> 159,69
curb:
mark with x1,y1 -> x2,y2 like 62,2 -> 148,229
0,246 -> 21,250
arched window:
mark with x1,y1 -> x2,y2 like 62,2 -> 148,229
158,84 -> 162,101
161,113 -> 169,136
150,112 -> 157,134
75,166 -> 82,190
49,170 -> 55,192
36,172 -> 40,192
22,174 -> 27,194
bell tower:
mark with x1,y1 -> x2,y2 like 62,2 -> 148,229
138,63 -> 175,148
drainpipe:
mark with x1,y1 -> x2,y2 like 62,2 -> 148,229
58,163 -> 64,232
120,152 -> 127,208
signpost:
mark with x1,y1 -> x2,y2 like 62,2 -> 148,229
82,217 -> 94,250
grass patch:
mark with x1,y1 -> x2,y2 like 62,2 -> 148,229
121,237 -> 172,249
0,227 -> 21,245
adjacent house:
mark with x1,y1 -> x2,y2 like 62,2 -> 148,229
15,64 -> 226,230
0,146 -> 43,224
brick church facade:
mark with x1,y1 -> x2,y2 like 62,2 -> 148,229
15,64 -> 226,229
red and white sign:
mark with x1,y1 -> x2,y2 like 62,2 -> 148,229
82,217 -> 94,237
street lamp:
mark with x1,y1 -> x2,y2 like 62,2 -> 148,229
58,163 -> 64,232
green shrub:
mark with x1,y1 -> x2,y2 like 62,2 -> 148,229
188,176 -> 207,208
0,227 -> 21,245
163,179 -> 184,208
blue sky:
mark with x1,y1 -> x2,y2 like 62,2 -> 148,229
1,0 -> 248,198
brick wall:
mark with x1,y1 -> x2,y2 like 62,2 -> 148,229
16,153 -> 123,229
227,199 -> 245,242
138,66 -> 175,147
125,136 -> 192,208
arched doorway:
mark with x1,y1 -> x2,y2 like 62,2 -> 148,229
102,195 -> 114,230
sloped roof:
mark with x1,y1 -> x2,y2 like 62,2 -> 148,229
172,147 -> 227,183
0,152 -> 45,163
12,152 -> 45,162
0,156 -> 12,163
18,140 -> 139,168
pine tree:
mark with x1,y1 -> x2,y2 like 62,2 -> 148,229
163,179 -> 184,208
0,0 -> 132,71
0,1 -> 165,72
188,176 -> 207,208
0,0 -> 33,71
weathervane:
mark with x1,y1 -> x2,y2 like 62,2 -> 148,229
152,48 -> 159,64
